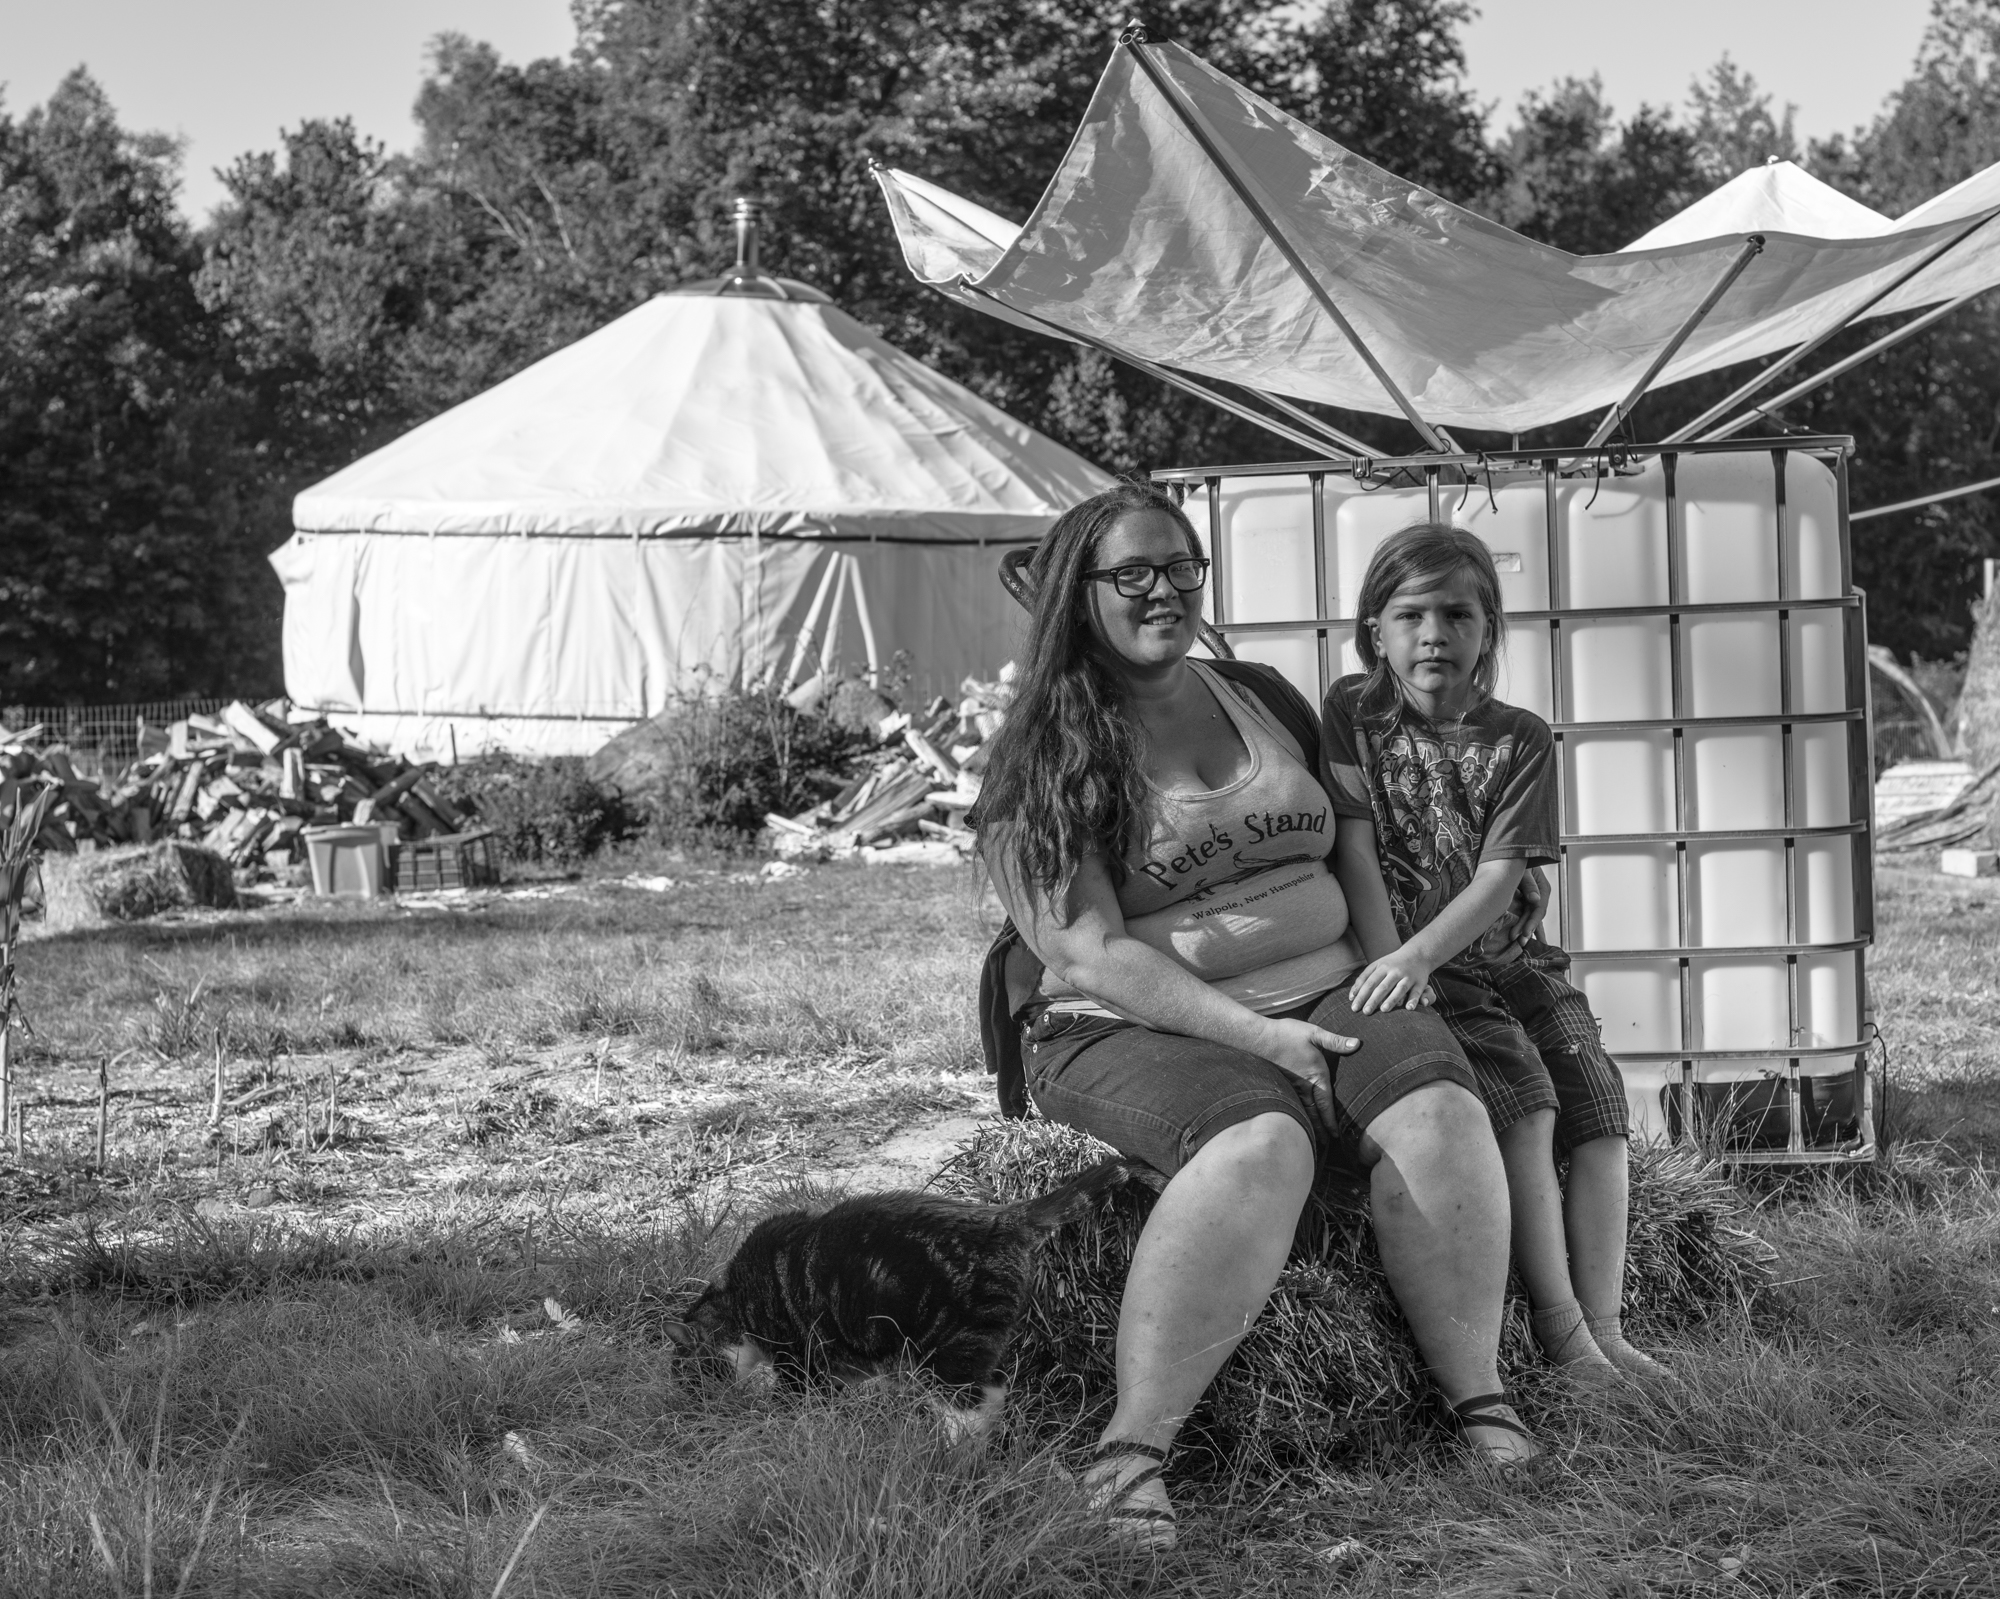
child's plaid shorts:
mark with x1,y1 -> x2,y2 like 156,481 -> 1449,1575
1431,939 -> 1630,1154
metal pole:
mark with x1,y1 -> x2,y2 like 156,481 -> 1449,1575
1311,472 -> 1332,698
1244,387 -> 1385,458
1584,235 -> 1765,450
1850,471 -> 2000,523
1665,211 -> 2000,445
1140,360 -> 1360,458
1122,34 -> 1451,452
732,197 -> 762,280
1702,289 -> 1985,441
968,287 -> 1362,460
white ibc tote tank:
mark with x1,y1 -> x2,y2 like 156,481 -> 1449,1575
1167,440 -> 1875,1163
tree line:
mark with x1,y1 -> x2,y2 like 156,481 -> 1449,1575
5,0 -> 1999,703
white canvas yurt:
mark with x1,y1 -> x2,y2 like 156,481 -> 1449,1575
270,206 -> 1112,758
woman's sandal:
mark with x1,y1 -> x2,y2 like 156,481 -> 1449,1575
1081,1439 -> 1177,1552
1449,1391 -> 1542,1468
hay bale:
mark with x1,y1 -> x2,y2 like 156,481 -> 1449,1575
934,1121 -> 1773,1473
40,842 -> 237,930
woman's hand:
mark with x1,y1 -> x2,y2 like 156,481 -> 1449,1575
1479,866 -> 1550,965
1349,948 -> 1437,1015
1258,1017 -> 1360,1130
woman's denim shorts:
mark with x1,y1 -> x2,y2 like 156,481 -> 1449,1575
1022,978 -> 1478,1178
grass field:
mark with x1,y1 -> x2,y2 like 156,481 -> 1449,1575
1,852 -> 1997,1597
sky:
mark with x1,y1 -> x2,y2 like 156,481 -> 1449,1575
0,0 -> 1941,224
1459,0 -> 1933,141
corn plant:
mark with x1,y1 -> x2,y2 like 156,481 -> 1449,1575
1,782 -> 58,1148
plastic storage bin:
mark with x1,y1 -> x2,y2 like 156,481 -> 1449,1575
303,825 -> 388,898
1167,440 -> 1874,1162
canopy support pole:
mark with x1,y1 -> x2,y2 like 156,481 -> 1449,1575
1851,470 -> 2000,523
1665,211 -> 2000,444
1700,287 -> 1988,441
966,286 -> 1370,461
1242,387 -> 1384,458
1123,34 -> 1451,454
1584,234 -> 1765,449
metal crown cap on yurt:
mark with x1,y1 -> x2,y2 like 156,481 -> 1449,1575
667,196 -> 832,303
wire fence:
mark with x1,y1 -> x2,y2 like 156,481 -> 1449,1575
1,699 -> 230,780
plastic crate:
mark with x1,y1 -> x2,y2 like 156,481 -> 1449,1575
303,825 -> 388,898
393,828 -> 500,892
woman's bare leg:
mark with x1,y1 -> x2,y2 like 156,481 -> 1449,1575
1361,1081 -> 1532,1459
1104,1111 -> 1320,1447
1101,1112 -> 1315,1453
1100,1086 -> 1531,1468
1087,1114 -> 1311,1548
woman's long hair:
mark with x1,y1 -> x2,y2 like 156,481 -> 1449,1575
1352,522 -> 1507,703
973,482 -> 1202,905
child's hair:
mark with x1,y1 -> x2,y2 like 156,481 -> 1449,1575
1353,522 -> 1507,699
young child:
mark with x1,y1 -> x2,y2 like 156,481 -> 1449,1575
1321,522 -> 1668,1381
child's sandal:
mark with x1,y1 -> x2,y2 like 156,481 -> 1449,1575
1449,1390 -> 1541,1468
1081,1439 -> 1176,1551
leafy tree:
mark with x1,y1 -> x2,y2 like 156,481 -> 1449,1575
1686,56 -> 1798,183
1757,0 -> 2000,658
1487,77 -> 1703,254
1281,0 -> 1501,202
0,71 -> 277,701
19,0 -> 1990,694
200,120 -> 434,472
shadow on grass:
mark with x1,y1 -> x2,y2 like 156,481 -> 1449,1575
1897,1074 -> 2000,1165
4,1180 -> 1996,1598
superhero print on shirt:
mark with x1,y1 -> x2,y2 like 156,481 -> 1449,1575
1322,674 -> 1560,976
1362,720 -> 1509,939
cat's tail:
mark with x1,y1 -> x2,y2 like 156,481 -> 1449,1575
1009,1157 -> 1158,1234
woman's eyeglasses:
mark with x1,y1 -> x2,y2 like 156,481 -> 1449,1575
1078,558 -> 1211,599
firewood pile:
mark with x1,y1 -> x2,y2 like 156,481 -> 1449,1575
765,666 -> 1014,860
0,701 -> 480,879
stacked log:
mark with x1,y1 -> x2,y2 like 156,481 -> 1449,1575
768,665 -> 1013,858
0,702 -> 480,880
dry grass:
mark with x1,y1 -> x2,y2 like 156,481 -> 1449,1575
1,851 -> 1996,1595
940,1121 -> 1776,1477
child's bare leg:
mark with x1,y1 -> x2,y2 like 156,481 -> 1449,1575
1497,1111 -> 1614,1376
1497,1111 -> 1577,1307
1565,1135 -> 1670,1377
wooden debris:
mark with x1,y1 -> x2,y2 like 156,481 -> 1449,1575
0,699 -> 506,887
771,665 -> 1013,859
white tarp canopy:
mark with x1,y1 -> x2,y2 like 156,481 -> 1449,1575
876,37 -> 2000,438
274,289 -> 1111,757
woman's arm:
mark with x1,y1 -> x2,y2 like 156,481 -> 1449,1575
986,840 -> 1358,1124
1349,856 -> 1527,1014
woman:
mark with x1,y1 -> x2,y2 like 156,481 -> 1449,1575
975,483 -> 1532,1548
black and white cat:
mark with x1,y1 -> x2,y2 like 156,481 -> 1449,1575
668,1157 -> 1143,1440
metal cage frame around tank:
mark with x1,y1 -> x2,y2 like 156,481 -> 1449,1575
1150,434 -> 1878,1166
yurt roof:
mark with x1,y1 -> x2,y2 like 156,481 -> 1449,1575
1622,161 -> 1894,251
292,289 -> 1111,541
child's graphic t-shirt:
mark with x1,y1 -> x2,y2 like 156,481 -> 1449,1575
1320,672 -> 1559,975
